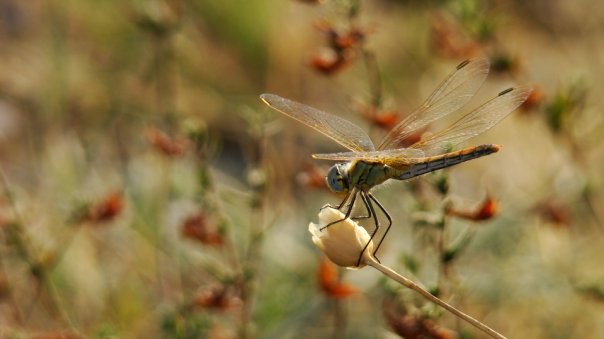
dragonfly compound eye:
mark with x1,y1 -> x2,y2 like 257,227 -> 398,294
326,163 -> 349,193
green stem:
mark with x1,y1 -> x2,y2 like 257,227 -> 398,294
0,169 -> 75,328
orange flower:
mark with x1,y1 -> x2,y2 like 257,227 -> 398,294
521,86 -> 544,112
429,13 -> 481,59
82,191 -> 124,224
315,21 -> 366,52
192,285 -> 241,311
296,163 -> 328,189
358,104 -> 400,130
446,195 -> 498,222
332,28 -> 365,51
309,53 -> 350,75
309,22 -> 367,75
317,258 -> 357,298
399,129 -> 425,148
384,303 -> 453,339
145,127 -> 188,157
536,199 -> 571,227
181,213 -> 223,246
371,111 -> 399,130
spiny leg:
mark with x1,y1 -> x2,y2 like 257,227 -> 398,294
351,192 -> 373,221
320,189 -> 354,211
321,189 -> 358,230
356,191 -> 381,266
368,193 -> 392,258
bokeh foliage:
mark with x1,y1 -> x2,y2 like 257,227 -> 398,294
1,0 -> 604,338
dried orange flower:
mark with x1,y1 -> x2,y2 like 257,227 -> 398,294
537,199 -> 571,227
384,303 -> 454,339
309,53 -> 351,75
309,22 -> 367,75
398,129 -> 426,148
521,86 -> 544,112
181,213 -> 223,246
371,111 -> 399,130
315,21 -> 366,52
145,127 -> 188,157
357,103 -> 400,130
430,12 -> 481,59
296,164 -> 328,189
317,258 -> 357,298
82,191 -> 124,224
356,101 -> 427,145
446,195 -> 498,222
192,286 -> 241,311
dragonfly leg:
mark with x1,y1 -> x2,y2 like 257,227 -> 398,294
351,193 -> 372,221
320,190 -> 358,231
368,193 -> 392,259
320,189 -> 353,211
356,191 -> 381,266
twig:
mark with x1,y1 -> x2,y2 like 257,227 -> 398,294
365,257 -> 507,339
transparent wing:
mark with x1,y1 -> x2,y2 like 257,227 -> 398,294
260,94 -> 375,152
313,148 -> 426,169
377,57 -> 490,150
410,86 -> 532,154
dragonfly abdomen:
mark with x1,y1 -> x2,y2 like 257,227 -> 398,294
395,144 -> 500,181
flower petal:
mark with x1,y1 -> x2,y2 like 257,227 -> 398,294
308,206 -> 375,268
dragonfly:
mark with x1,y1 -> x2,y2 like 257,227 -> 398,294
260,57 -> 531,266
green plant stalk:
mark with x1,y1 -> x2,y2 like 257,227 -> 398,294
362,49 -> 383,110
0,169 -> 75,328
239,126 -> 271,339
437,215 -> 450,289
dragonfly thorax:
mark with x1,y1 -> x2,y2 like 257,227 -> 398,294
326,162 -> 351,193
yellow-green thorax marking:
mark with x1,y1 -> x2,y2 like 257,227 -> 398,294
325,144 -> 500,193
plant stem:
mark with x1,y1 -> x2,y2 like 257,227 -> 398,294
361,49 -> 383,110
0,169 -> 75,328
437,216 -> 446,283
365,258 -> 507,339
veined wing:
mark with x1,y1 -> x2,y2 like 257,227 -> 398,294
260,94 -> 375,152
410,86 -> 532,154
313,148 -> 426,169
377,57 -> 490,150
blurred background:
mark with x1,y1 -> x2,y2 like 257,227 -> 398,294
1,0 -> 603,338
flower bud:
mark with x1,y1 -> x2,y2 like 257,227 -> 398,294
308,206 -> 375,268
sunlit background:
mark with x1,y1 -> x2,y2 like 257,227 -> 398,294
1,0 -> 603,338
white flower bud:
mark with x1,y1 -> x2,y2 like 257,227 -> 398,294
308,206 -> 375,268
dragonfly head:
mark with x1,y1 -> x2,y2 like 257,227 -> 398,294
326,162 -> 350,193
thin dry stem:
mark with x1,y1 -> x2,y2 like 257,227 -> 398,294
365,257 -> 506,339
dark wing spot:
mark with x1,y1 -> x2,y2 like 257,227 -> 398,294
498,87 -> 514,96
456,59 -> 471,69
